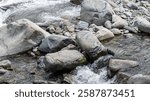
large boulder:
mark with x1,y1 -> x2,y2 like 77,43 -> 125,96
80,0 -> 114,26
39,35 -> 75,53
37,50 -> 87,72
0,19 -> 50,58
76,30 -> 107,60
134,17 -> 150,34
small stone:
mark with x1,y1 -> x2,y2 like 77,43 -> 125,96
110,28 -> 122,35
95,26 -> 114,41
66,25 -> 75,32
55,27 -> 63,34
104,20 -> 112,29
46,25 -> 55,33
0,60 -> 11,70
77,21 -> 89,30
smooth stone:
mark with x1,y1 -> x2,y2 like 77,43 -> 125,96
37,50 -> 87,72
110,28 -> 122,35
77,21 -> 89,30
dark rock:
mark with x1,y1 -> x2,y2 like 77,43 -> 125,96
70,0 -> 83,5
39,35 -> 75,53
76,30 -> 107,60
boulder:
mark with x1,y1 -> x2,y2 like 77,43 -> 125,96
76,30 -> 107,60
39,35 -> 75,53
80,0 -> 114,26
37,50 -> 87,72
127,74 -> 150,84
134,17 -> 150,34
95,26 -> 114,41
0,19 -> 50,57
109,59 -> 139,72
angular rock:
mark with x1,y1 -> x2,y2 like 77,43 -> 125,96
127,74 -> 150,84
109,59 -> 139,72
95,26 -> 114,41
37,50 -> 87,72
39,35 -> 75,53
77,21 -> 89,30
104,20 -> 112,29
134,17 -> 150,34
0,19 -> 50,57
112,15 -> 128,28
0,60 -> 11,70
80,0 -> 114,25
76,30 -> 107,60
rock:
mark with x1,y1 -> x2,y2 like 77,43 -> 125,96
46,25 -> 55,33
127,2 -> 138,10
117,72 -> 131,84
0,19 -> 50,57
70,0 -> 83,5
127,74 -> 150,84
109,59 -> 139,72
95,26 -> 114,41
110,28 -> 122,35
66,25 -> 75,33
124,26 -> 138,34
0,60 -> 11,70
39,35 -> 75,53
80,0 -> 114,26
134,17 -> 150,34
37,50 -> 87,72
112,15 -> 128,28
77,21 -> 89,30
55,27 -> 63,34
104,20 -> 112,29
0,68 -> 9,75
76,30 -> 107,60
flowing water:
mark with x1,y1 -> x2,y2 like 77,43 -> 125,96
0,0 -> 149,84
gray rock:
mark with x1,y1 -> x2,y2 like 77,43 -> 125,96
38,50 -> 87,72
0,68 -> 9,75
0,19 -> 50,57
76,30 -> 107,60
77,21 -> 89,30
95,26 -> 114,41
46,25 -> 55,34
104,20 -> 112,29
0,60 -> 11,70
134,17 -> 150,34
80,0 -> 114,26
112,15 -> 128,28
127,74 -> 150,84
110,28 -> 122,35
39,35 -> 75,53
109,59 -> 139,72
117,72 -> 131,84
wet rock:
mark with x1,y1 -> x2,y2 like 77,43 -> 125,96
117,72 -> 131,84
127,74 -> 150,84
80,0 -> 114,25
0,19 -> 49,58
109,59 -> 139,72
134,17 -> 150,34
110,28 -> 122,35
77,21 -> 89,30
76,30 -> 107,60
95,26 -> 114,41
39,35 -> 75,53
112,15 -> 128,28
70,0 -> 83,5
0,60 -> 11,70
38,50 -> 87,72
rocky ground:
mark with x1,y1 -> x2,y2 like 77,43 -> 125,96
0,0 -> 150,84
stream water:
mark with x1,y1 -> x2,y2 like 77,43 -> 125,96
0,0 -> 149,84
